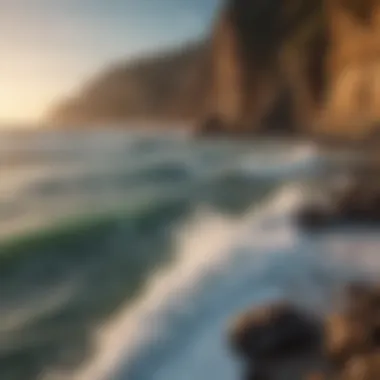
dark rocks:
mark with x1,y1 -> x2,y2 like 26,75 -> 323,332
323,283 -> 380,379
296,204 -> 335,230
324,312 -> 372,368
305,372 -> 326,380
334,182 -> 380,223
228,302 -> 323,379
228,302 -> 321,361
339,353 -> 380,380
196,115 -> 226,137
296,178 -> 380,230
228,282 -> 380,380
344,283 -> 380,323
325,283 -> 380,371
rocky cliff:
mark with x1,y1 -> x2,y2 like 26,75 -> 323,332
50,0 -> 380,140
49,42 -> 211,125
203,0 -> 326,136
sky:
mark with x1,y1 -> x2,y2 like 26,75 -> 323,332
0,0 -> 221,124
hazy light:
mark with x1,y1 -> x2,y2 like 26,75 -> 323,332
0,0 -> 220,126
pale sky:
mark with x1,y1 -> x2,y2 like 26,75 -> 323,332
0,0 -> 220,124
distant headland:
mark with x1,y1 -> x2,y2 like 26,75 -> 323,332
49,0 -> 380,142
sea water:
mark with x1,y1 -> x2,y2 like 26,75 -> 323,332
0,128 -> 379,380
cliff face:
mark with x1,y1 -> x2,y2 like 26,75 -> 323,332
50,0 -> 380,139
321,0 -> 380,138
206,0 -> 325,135
49,43 -> 211,125
205,0 -> 380,139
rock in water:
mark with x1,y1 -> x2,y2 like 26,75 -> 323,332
228,282 -> 380,379
228,302 -> 321,361
196,115 -> 226,137
297,174 -> 380,230
296,204 -> 335,230
228,302 -> 323,379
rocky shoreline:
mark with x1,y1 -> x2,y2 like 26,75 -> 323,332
296,163 -> 380,230
228,169 -> 380,379
228,282 -> 379,379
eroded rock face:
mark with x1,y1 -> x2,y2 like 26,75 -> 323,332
207,0 -> 325,136
202,0 -> 380,140
51,0 -> 380,138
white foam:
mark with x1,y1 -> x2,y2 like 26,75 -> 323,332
45,185 -> 300,380
49,184 -> 380,380
237,142 -> 322,179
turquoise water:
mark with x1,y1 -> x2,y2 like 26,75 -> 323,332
0,129 -> 379,380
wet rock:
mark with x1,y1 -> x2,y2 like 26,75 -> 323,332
305,372 -> 326,380
324,282 -> 380,369
296,204 -> 335,230
344,282 -> 380,321
339,353 -> 380,380
228,302 -> 321,362
297,177 -> 380,230
229,282 -> 380,380
324,313 -> 372,368
196,115 -> 226,137
324,283 -> 380,380
335,182 -> 380,223
243,365 -> 270,380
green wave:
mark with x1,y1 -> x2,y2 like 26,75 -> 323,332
0,196 -> 190,276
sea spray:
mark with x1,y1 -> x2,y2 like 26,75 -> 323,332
60,185 -> 324,380
59,182 -> 380,380
2,131 -> 378,380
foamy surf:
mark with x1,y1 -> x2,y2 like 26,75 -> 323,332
3,132 -> 379,380
236,142 -> 323,179
46,183 -> 378,380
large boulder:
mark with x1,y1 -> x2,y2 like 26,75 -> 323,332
228,302 -> 321,361
227,302 -> 323,379
228,282 -> 380,380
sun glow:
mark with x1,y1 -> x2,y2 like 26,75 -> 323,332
0,0 -> 220,128
0,89 -> 44,125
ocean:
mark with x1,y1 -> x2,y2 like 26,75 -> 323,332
0,128 -> 379,380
